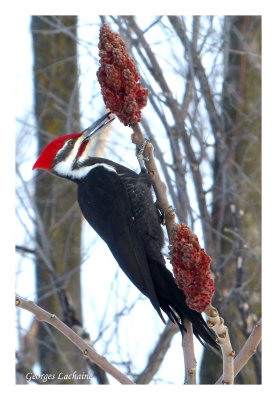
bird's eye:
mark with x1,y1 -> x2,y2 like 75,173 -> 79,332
68,139 -> 75,147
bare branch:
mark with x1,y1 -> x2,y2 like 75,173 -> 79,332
215,319 -> 261,384
131,122 -> 176,237
16,295 -> 134,385
205,305 -> 235,384
182,319 -> 197,384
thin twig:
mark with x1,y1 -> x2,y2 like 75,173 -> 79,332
182,318 -> 197,384
15,295 -> 134,385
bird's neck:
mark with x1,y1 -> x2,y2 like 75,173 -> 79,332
53,157 -> 118,181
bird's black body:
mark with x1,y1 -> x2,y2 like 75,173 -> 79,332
33,113 -> 218,350
76,157 -> 218,349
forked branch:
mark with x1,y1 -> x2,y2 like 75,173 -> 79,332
215,319 -> 261,384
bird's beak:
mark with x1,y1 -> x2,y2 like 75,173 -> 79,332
78,112 -> 116,144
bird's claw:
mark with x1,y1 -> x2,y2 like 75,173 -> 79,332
159,210 -> 166,225
159,205 -> 175,225
136,139 -> 150,170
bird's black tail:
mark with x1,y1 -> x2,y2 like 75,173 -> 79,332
160,293 -> 219,352
149,261 -> 220,352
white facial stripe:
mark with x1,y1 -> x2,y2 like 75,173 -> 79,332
53,138 -> 81,176
90,163 -> 117,173
54,161 -> 117,180
53,136 -> 117,179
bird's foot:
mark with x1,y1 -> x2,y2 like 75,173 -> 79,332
159,210 -> 166,225
136,139 -> 150,170
158,205 -> 176,225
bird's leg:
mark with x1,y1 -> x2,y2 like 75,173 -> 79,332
156,204 -> 175,225
136,138 -> 150,171
159,209 -> 166,225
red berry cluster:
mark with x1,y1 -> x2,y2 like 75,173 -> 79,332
169,224 -> 215,313
97,24 -> 148,126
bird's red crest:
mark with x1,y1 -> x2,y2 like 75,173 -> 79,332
32,134 -> 81,171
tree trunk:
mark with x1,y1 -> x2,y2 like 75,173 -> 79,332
32,16 -> 88,383
200,16 -> 261,384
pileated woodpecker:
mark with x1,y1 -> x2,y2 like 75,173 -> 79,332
33,112 -> 218,350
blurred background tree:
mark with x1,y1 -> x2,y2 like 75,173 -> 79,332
16,15 -> 261,384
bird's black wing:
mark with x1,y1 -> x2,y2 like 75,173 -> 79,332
77,165 -> 165,322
